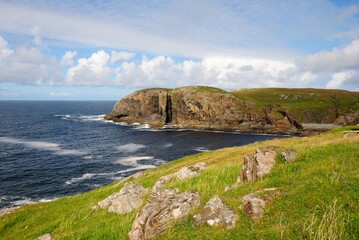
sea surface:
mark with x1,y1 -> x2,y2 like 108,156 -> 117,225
0,101 -> 285,209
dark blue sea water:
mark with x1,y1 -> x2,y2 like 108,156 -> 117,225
0,101 -> 285,209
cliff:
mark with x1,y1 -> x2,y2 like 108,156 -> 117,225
105,86 -> 359,135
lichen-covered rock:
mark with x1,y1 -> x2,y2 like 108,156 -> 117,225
36,233 -> 52,240
241,188 -> 280,221
240,147 -> 278,182
98,182 -> 148,214
129,188 -> 201,240
280,150 -> 298,163
193,195 -> 237,228
153,162 -> 208,192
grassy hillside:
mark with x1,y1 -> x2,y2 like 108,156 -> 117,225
232,88 -> 359,123
1,128 -> 358,239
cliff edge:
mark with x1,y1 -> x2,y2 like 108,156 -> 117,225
105,86 -> 359,135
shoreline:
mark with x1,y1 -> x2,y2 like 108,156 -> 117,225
106,118 -> 342,137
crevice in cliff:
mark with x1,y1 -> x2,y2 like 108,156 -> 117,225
165,93 -> 172,124
277,109 -> 303,129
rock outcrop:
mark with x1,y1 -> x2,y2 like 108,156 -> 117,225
153,162 -> 208,192
105,87 -> 303,134
36,233 -> 52,240
129,188 -> 201,240
280,150 -> 298,163
98,182 -> 148,214
0,206 -> 20,217
193,195 -> 237,228
240,147 -> 278,182
241,188 -> 280,221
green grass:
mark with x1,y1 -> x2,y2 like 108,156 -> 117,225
1,130 -> 358,239
232,88 -> 359,123
172,86 -> 228,94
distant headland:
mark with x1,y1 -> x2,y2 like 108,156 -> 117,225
105,86 -> 359,135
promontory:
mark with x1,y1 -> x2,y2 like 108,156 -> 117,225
105,86 -> 359,135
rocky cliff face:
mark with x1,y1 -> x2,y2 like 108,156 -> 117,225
105,87 -> 305,134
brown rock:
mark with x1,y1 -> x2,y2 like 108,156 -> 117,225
104,87 -> 263,131
193,195 -> 237,228
280,150 -> 298,163
98,182 -> 148,214
129,188 -> 201,240
240,147 -> 278,182
241,188 -> 280,221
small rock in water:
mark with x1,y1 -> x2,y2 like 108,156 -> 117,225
193,195 -> 237,229
280,150 -> 297,163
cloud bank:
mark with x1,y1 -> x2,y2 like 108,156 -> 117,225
0,34 -> 358,90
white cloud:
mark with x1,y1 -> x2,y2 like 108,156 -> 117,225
1,1 -> 358,59
114,55 -> 317,89
303,39 -> 359,71
0,36 -> 59,85
61,51 -> 77,66
326,71 -> 359,89
49,92 -> 71,97
31,26 -> 42,45
0,36 -> 14,58
65,50 -> 111,86
110,51 -> 135,63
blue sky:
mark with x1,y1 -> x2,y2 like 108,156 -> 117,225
0,0 -> 359,100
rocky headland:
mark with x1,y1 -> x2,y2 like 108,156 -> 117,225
105,86 -> 359,135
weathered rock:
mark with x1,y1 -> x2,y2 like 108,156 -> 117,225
36,233 -> 52,240
0,206 -> 20,217
105,87 -> 305,134
193,195 -> 237,228
98,182 -> 148,214
240,147 -> 278,182
129,188 -> 201,240
153,162 -> 208,192
280,150 -> 298,163
241,188 -> 280,221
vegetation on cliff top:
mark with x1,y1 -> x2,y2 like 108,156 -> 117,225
1,128 -> 358,239
232,88 -> 359,123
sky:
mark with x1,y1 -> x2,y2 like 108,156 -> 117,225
0,0 -> 359,100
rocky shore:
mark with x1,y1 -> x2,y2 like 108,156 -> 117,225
105,87 -> 359,136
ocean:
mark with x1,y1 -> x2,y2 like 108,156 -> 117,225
0,101 -> 285,209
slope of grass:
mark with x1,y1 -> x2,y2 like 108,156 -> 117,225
232,88 -> 359,122
1,129 -> 358,239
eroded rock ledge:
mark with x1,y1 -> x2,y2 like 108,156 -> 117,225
105,87 -> 304,135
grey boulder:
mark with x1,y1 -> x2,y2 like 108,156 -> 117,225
193,195 -> 237,229
280,150 -> 297,163
129,188 -> 201,240
98,182 -> 148,214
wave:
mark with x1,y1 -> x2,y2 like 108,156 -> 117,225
0,137 -> 87,156
193,147 -> 210,152
65,172 -> 117,185
116,143 -> 146,153
0,195 -> 58,209
55,114 -> 106,122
